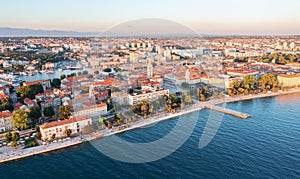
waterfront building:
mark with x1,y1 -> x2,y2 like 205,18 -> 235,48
277,74 -> 300,87
0,111 -> 13,133
128,86 -> 169,105
40,116 -> 92,140
72,103 -> 107,117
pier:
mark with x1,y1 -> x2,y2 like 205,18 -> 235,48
204,105 -> 252,119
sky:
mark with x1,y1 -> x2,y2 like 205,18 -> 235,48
0,0 -> 299,35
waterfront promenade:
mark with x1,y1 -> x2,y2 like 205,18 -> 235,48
1,88 -> 300,163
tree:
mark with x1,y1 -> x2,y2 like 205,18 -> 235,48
83,70 -> 89,75
51,78 -> 61,88
259,74 -> 277,90
5,132 -> 12,143
60,74 -> 66,80
230,80 -> 241,90
0,97 -> 13,110
103,68 -> 112,73
64,129 -> 72,137
51,134 -> 56,140
17,83 -> 44,99
28,106 -> 42,120
12,132 -> 20,142
12,109 -> 29,130
242,75 -> 257,90
58,106 -> 71,120
44,106 -> 55,118
114,67 -> 121,72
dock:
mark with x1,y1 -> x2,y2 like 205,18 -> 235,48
204,105 -> 252,119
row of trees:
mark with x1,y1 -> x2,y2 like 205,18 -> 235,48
235,53 -> 300,64
132,100 -> 153,117
5,131 -> 20,147
11,105 -> 71,131
228,74 -> 278,96
17,83 -> 44,99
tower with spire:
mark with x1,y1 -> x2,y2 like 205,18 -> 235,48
147,58 -> 153,79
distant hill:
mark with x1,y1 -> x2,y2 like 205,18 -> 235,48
0,27 -> 99,37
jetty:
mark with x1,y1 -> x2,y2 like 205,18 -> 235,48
204,105 -> 251,119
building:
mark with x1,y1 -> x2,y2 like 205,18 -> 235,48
111,92 -> 130,105
45,62 -> 55,69
40,116 -> 92,140
24,98 -> 35,107
128,86 -> 169,105
226,69 -> 259,78
73,103 -> 107,117
0,86 -> 10,95
23,80 -> 51,91
0,111 -> 13,133
277,74 -> 300,87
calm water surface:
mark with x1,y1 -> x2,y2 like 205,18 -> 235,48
1,93 -> 300,178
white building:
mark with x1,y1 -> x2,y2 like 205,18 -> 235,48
40,116 -> 92,140
129,86 -> 169,105
0,111 -> 13,133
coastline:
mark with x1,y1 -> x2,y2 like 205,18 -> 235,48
1,88 -> 300,164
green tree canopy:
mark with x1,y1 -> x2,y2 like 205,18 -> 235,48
12,109 -> 29,130
51,78 -> 61,88
64,129 -> 72,137
0,97 -> 13,111
58,106 -> 71,120
259,73 -> 278,90
17,83 -> 44,99
44,106 -> 55,118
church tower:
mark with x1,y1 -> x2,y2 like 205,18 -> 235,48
147,58 -> 153,79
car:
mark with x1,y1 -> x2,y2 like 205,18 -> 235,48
53,140 -> 57,143
66,137 -> 71,140
58,139 -> 62,142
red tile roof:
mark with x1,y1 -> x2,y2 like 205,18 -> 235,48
0,111 -> 12,118
40,116 -> 91,129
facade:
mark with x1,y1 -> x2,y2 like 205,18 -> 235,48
278,74 -> 300,87
111,92 -> 130,105
0,111 -> 13,133
128,86 -> 169,105
45,62 -> 55,69
73,103 -> 107,117
40,116 -> 92,140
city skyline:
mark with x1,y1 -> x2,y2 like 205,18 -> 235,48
0,0 -> 299,35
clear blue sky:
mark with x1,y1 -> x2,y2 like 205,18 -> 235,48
0,0 -> 299,35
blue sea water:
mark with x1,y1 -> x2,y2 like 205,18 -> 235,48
1,93 -> 300,178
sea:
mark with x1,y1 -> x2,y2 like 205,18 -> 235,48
0,93 -> 300,178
